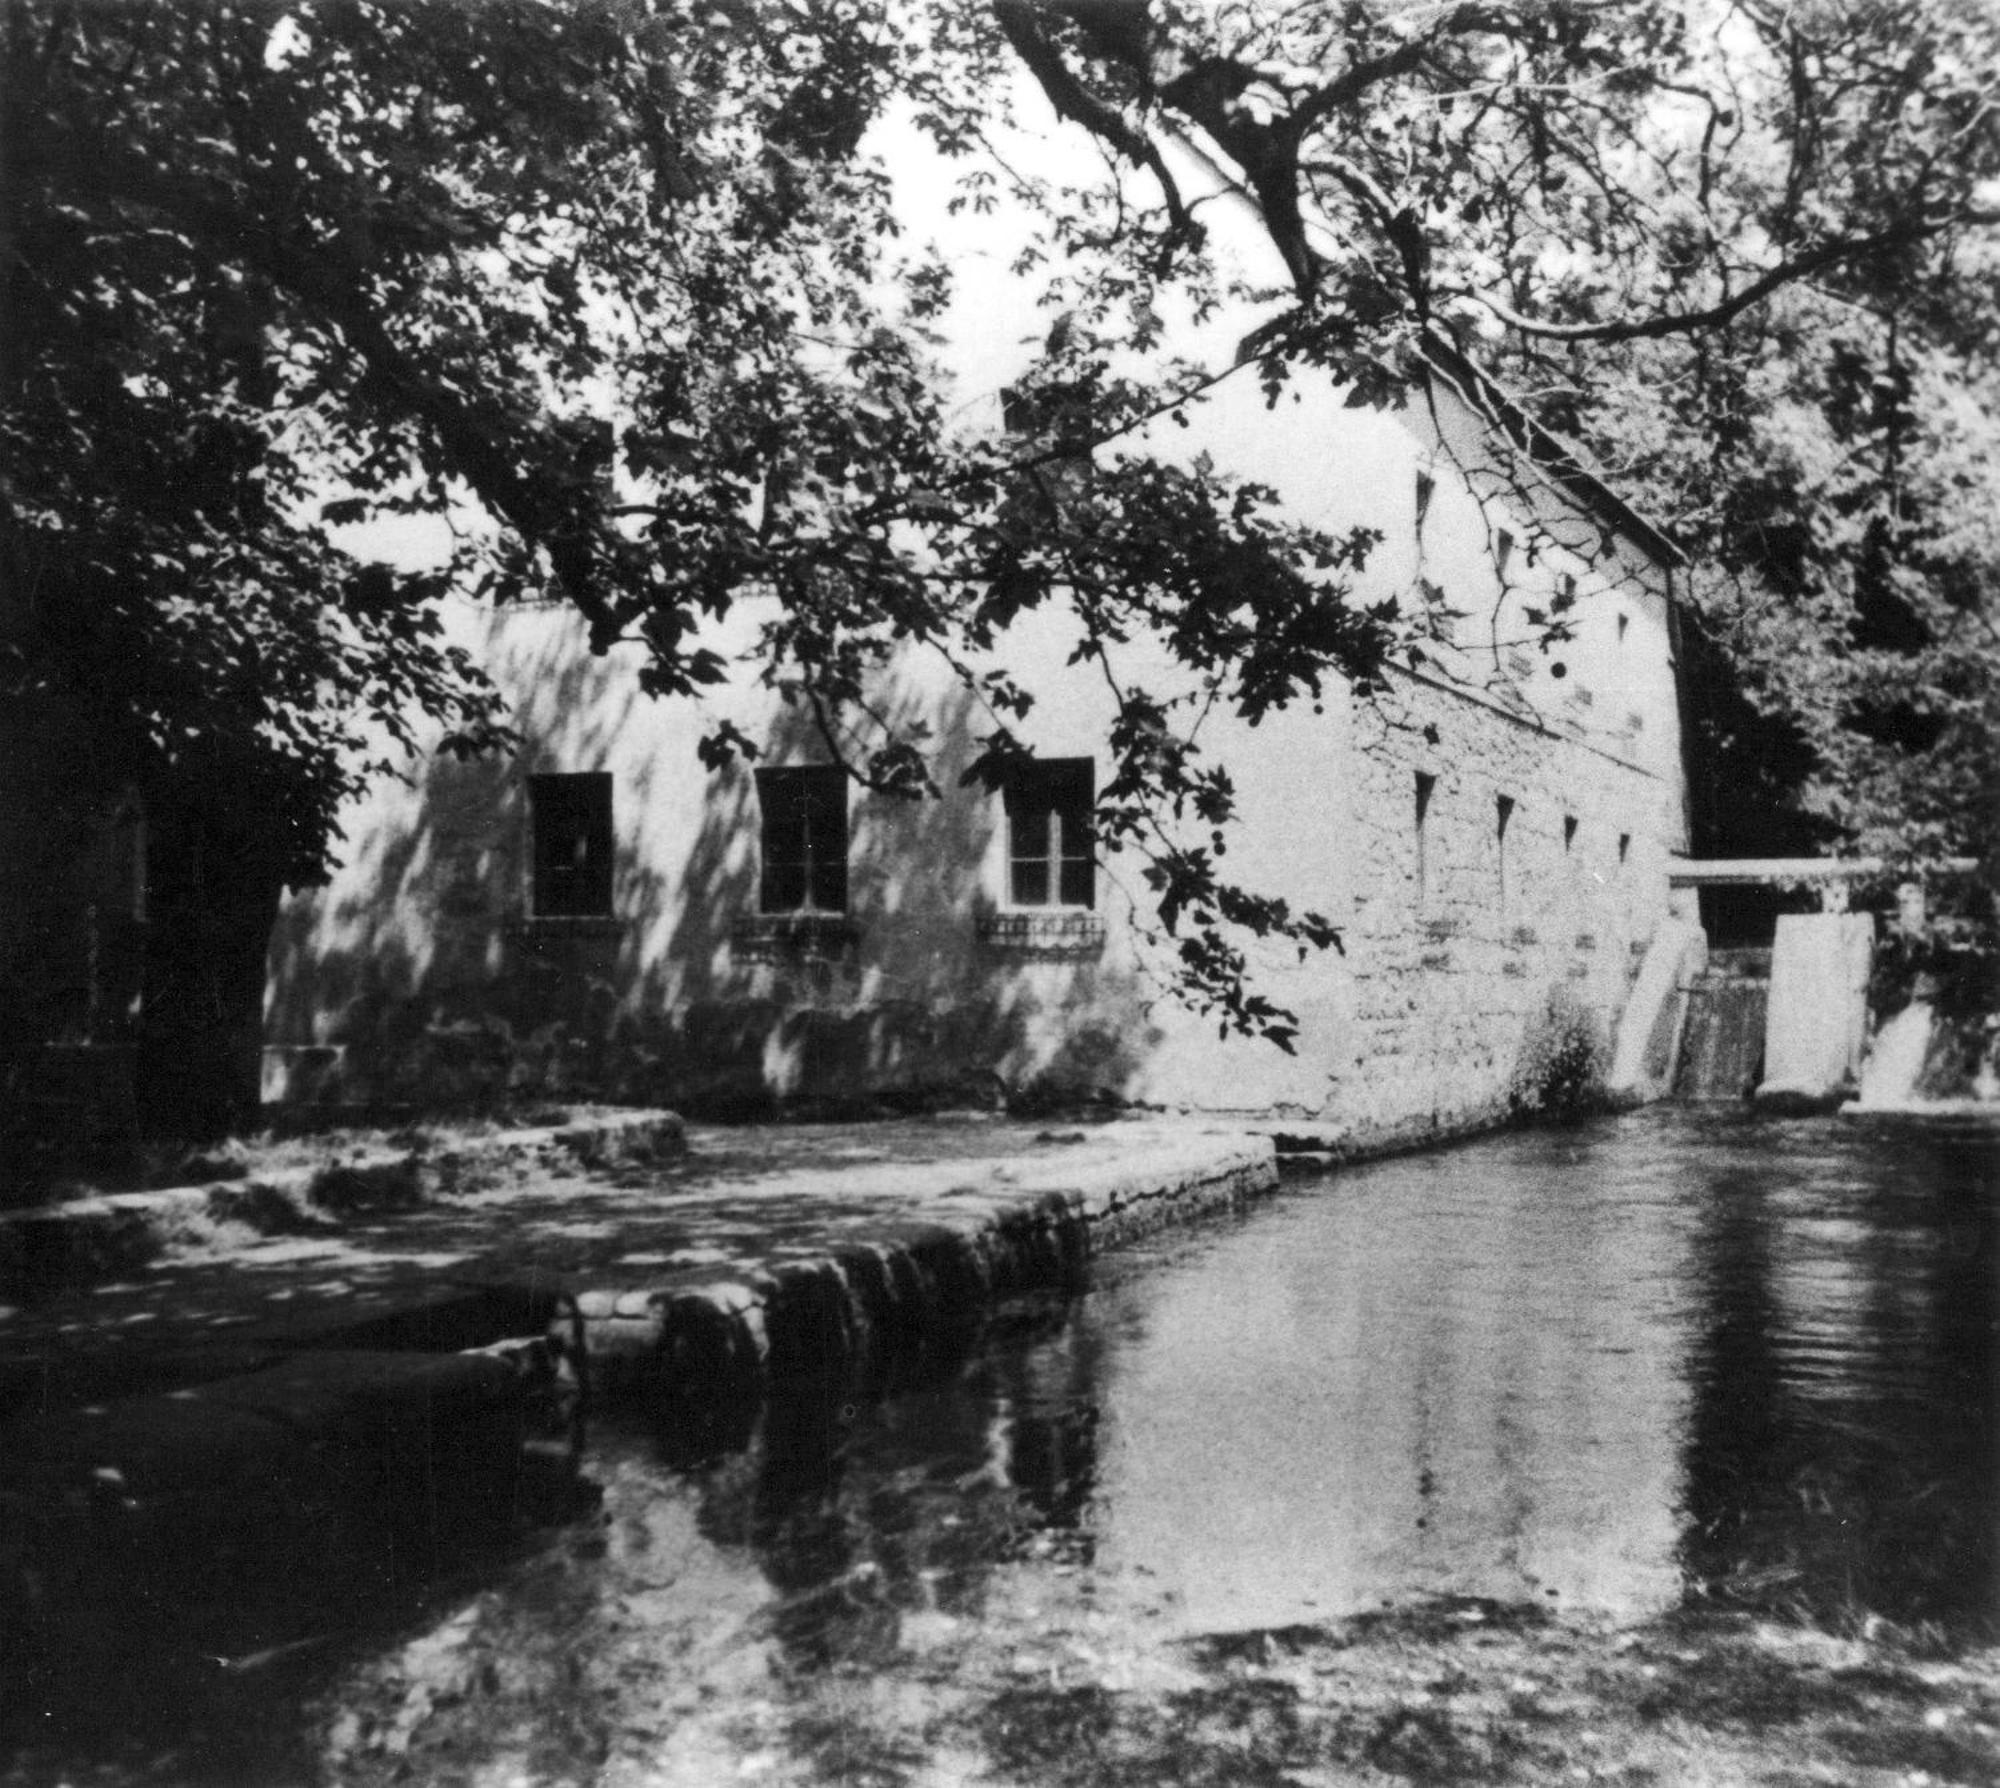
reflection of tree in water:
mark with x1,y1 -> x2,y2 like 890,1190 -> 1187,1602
1680,1166 -> 1789,1608
677,1291 -> 1109,1667
1852,1142 -> 1994,1638
1680,1131 -> 1997,1638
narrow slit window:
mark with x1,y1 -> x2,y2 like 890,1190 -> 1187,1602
1495,794 -> 1515,910
1005,758 -> 1095,909
1414,471 -> 1435,534
1616,612 -> 1630,647
757,765 -> 848,913
1414,772 -> 1436,905
1563,814 -> 1578,853
1617,832 -> 1632,867
530,773 -> 614,917
1495,528 -> 1515,578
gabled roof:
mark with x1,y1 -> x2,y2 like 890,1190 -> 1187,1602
1415,332 -> 1687,572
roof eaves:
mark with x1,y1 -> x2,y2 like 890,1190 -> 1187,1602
1413,333 -> 1688,571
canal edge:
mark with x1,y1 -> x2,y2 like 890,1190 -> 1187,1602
569,1128 -> 1280,1410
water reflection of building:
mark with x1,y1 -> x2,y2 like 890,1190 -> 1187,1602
1062,1137 -> 1691,1631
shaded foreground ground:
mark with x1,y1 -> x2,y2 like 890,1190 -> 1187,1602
313,1588 -> 2000,1788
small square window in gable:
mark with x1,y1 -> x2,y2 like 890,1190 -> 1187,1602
1004,758 -> 1095,909
530,773 -> 614,917
756,765 -> 848,914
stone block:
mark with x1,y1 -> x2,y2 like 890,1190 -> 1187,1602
1756,912 -> 1875,1110
1607,918 -> 1707,1104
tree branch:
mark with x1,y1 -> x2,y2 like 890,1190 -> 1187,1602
988,0 -> 1196,254
1463,217 -> 1974,344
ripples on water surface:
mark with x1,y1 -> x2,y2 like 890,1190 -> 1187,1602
643,1105 -> 1996,1652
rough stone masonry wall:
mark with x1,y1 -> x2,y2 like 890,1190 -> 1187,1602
1329,666 -> 1682,1143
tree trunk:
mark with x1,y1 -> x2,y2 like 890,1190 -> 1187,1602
134,778 -> 286,1143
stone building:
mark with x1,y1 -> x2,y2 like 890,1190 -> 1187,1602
263,351 -> 1696,1147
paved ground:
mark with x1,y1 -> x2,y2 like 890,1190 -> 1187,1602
0,1112 -> 1274,1417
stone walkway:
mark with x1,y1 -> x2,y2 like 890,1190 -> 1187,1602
0,1113 -> 1274,1414
0,1110 -> 1279,1653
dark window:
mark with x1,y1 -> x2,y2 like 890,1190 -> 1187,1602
757,766 -> 848,913
1414,471 -> 1435,532
1563,814 -> 1579,852
530,773 -> 614,916
1495,794 -> 1515,909
1005,758 -> 1095,908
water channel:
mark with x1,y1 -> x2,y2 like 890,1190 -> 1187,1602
6,1104 -> 1995,1783
609,1104 -> 1995,1648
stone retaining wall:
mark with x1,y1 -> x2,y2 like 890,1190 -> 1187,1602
572,1133 -> 1276,1407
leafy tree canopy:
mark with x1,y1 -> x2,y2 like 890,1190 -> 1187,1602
6,0 -> 1996,1049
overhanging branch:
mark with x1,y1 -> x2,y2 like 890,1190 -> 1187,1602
988,0 -> 1196,254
